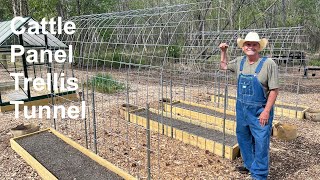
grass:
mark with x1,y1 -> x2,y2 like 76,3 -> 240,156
87,73 -> 126,94
309,59 -> 320,66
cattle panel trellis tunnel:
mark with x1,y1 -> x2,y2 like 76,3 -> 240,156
5,2 -> 315,179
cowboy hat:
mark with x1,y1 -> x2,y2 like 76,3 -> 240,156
237,32 -> 268,51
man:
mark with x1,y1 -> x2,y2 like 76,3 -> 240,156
219,32 -> 279,180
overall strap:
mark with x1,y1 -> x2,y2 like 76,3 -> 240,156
239,56 -> 246,72
255,57 -> 268,74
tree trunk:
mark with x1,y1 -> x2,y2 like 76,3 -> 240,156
19,0 -> 29,16
76,0 -> 81,15
12,0 -> 20,16
56,0 -> 66,19
282,0 -> 286,26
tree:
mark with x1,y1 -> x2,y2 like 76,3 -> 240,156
11,0 -> 28,17
0,0 -> 13,20
12,0 -> 20,16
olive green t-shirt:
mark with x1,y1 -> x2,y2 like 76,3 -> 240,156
227,56 -> 279,96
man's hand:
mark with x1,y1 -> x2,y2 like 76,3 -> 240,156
219,43 -> 229,70
259,89 -> 279,127
219,43 -> 229,52
259,110 -> 270,127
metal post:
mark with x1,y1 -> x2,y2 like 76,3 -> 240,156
295,78 -> 300,118
126,70 -> 130,122
160,72 -> 164,135
183,72 -> 186,101
14,61 -> 17,73
217,71 -> 221,108
44,34 -> 56,129
126,70 -> 130,172
32,62 -> 36,78
214,71 -> 217,103
18,34 -> 31,100
146,103 -> 151,180
222,72 -> 228,158
170,79 -> 173,138
86,75 -> 91,147
82,79 -> 88,149
92,80 -> 97,154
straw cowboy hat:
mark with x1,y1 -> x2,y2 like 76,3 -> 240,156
237,32 -> 268,51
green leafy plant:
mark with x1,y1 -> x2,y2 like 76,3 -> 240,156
168,45 -> 181,59
88,73 -> 125,94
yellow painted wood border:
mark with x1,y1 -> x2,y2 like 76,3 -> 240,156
210,94 -> 309,119
0,93 -> 78,112
211,95 -> 237,108
164,103 -> 236,133
10,129 -> 58,180
11,128 -> 136,180
149,108 -> 236,135
119,104 -> 139,118
178,100 -> 236,116
125,110 -> 239,160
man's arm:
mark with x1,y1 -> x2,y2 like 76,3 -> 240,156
259,88 -> 279,126
219,43 -> 229,70
265,89 -> 279,112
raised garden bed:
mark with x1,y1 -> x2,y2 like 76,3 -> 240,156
10,129 -> 136,180
124,108 -> 239,160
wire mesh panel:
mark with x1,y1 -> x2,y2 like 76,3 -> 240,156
54,2 -> 235,178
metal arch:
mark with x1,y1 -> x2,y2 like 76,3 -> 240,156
61,2 -> 242,72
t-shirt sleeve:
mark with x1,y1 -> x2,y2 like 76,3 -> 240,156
227,58 -> 238,72
267,59 -> 280,90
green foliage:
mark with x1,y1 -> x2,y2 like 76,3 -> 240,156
0,0 -> 13,21
168,45 -> 181,59
127,0 -> 145,10
71,0 -> 116,16
28,0 -> 60,19
88,73 -> 125,94
99,29 -> 114,42
25,0 -> 117,20
309,59 -> 320,66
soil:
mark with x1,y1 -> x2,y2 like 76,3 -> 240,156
15,131 -> 123,180
173,102 -> 236,120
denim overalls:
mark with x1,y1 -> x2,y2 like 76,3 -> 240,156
236,56 -> 274,180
